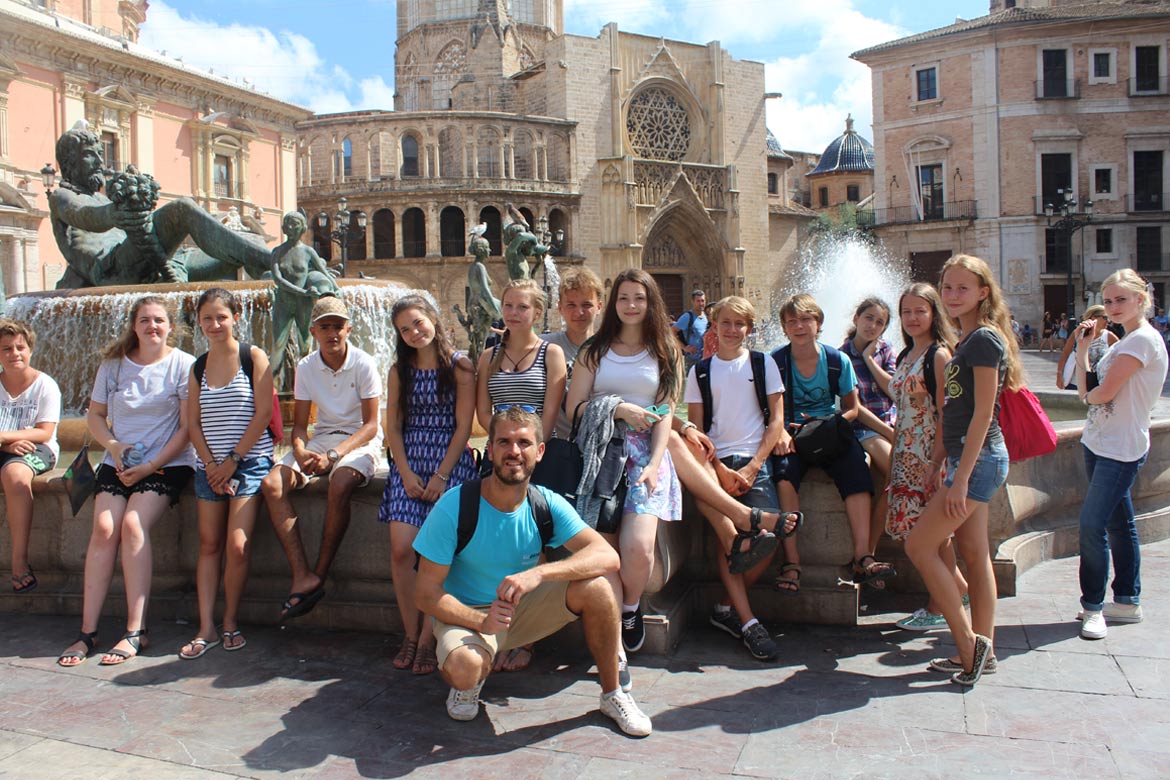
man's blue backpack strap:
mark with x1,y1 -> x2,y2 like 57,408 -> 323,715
455,479 -> 554,557
695,352 -> 771,433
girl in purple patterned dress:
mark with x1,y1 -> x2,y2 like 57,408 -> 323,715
379,295 -> 477,675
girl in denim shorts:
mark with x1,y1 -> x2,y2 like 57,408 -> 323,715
905,255 -> 1021,688
180,288 -> 276,659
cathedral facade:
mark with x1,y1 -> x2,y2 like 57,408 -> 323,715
296,0 -> 801,316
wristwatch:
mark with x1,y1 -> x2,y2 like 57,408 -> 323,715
681,420 -> 698,433
228,451 -> 243,464
326,448 -> 340,463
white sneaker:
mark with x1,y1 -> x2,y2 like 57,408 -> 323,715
1081,610 -> 1108,640
446,680 -> 485,721
600,689 -> 652,737
1103,603 -> 1144,623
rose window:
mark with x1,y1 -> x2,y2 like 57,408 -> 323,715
626,87 -> 692,161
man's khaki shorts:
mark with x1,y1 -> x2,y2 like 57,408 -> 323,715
434,580 -> 578,668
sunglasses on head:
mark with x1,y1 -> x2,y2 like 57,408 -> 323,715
494,403 -> 539,414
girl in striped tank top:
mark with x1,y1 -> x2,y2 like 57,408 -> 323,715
180,288 -> 276,659
475,279 -> 567,443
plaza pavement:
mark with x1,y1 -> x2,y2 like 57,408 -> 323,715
0,537 -> 1167,779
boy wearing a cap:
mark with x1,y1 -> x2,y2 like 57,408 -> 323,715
260,295 -> 384,621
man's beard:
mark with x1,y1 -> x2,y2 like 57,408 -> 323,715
493,460 -> 532,485
83,171 -> 104,194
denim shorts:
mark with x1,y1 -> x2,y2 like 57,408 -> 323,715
720,455 -> 780,511
195,455 -> 274,502
855,428 -> 881,443
944,444 -> 1009,503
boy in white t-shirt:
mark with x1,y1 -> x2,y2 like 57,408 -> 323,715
260,296 -> 384,622
683,298 -> 791,661
0,320 -> 61,595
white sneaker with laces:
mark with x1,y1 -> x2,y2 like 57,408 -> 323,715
446,680 -> 485,721
1103,603 -> 1143,623
1081,610 -> 1108,640
600,689 -> 652,737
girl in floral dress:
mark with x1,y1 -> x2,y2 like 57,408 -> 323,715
886,284 -> 966,631
379,295 -> 478,675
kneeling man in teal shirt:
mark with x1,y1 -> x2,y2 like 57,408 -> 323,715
414,406 -> 652,737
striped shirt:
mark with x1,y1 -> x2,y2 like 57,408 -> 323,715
197,365 -> 274,467
487,340 -> 548,412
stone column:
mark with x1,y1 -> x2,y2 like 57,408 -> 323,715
9,237 -> 26,295
507,143 -> 516,179
425,202 -> 440,258
394,209 -> 405,258
497,145 -> 506,180
433,144 -> 441,179
472,141 -> 480,178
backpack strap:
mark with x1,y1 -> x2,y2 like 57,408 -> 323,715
749,350 -> 770,427
453,479 -> 553,558
895,345 -> 912,368
770,345 -> 794,426
923,343 -> 939,402
821,344 -> 843,398
239,342 -> 255,390
679,311 -> 694,344
695,356 -> 714,432
193,352 -> 209,385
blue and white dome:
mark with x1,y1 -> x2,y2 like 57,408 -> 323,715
809,115 -> 873,176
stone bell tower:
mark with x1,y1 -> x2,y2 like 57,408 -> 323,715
394,0 -> 563,112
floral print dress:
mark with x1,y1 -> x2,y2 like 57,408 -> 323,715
886,349 -> 939,539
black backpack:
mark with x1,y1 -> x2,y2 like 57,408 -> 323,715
455,479 -> 554,557
895,343 -> 940,401
694,351 -> 771,433
770,343 -> 845,425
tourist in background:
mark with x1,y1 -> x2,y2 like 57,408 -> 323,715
1075,269 -> 1168,640
476,279 -> 567,444
1040,312 -> 1055,352
701,300 -> 719,360
57,299 -> 192,666
566,268 -> 683,656
840,297 -> 898,578
1057,305 -> 1116,391
0,319 -> 60,596
672,288 -> 708,375
380,295 -> 478,675
905,254 -> 1020,686
180,289 -> 275,659
883,284 -> 967,632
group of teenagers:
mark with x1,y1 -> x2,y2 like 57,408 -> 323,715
0,253 -> 1163,738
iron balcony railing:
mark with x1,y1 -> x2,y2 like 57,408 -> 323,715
1035,79 -> 1081,100
869,200 -> 977,226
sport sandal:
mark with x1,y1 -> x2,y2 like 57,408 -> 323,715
727,508 -> 779,575
774,563 -> 801,594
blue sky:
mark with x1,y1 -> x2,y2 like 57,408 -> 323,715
139,0 -> 988,152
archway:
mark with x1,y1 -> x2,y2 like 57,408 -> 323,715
373,209 -> 395,259
402,207 -> 426,257
640,201 -> 728,307
440,206 -> 466,257
479,206 -> 503,256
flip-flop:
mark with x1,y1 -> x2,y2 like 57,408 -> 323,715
179,636 -> 221,660
500,645 -> 534,672
221,630 -> 247,652
280,587 -> 325,621
11,570 -> 37,594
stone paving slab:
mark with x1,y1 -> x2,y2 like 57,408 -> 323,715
1,539 -> 1168,779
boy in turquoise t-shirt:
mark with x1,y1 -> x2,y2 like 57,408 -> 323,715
769,294 -> 895,593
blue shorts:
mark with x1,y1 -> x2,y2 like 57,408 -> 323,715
770,437 -> 874,499
720,455 -> 779,511
195,455 -> 274,502
944,444 -> 1009,503
854,428 -> 882,443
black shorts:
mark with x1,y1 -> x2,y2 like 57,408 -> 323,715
770,437 -> 874,499
0,443 -> 56,475
95,463 -> 193,506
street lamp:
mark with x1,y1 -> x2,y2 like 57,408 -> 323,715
1045,190 -> 1093,321
317,197 -> 367,279
40,163 -> 57,193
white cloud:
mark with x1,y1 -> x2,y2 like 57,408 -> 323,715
138,1 -> 371,113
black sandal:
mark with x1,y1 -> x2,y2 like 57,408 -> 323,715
727,508 -> 779,575
99,628 -> 148,666
11,569 -> 37,594
774,563 -> 802,594
778,511 -> 803,538
852,555 -> 896,588
57,630 -> 99,667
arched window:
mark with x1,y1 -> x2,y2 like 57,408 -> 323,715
402,207 -> 426,257
401,135 -> 420,178
373,209 -> 395,259
342,137 -> 353,178
313,215 -> 333,262
519,207 -> 535,230
477,127 -> 500,178
548,208 -> 568,256
513,131 -> 534,180
440,206 -> 466,257
479,206 -> 503,256
439,127 -> 463,178
347,211 -> 366,259
432,40 -> 467,110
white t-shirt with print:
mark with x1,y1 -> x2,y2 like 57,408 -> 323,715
684,351 -> 784,459
294,345 -> 383,446
91,350 -> 196,468
0,372 -> 62,460
1083,323 -> 1169,462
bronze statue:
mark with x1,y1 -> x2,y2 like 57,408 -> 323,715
48,121 -> 272,288
268,211 -> 341,389
503,221 -> 548,281
454,227 -> 500,363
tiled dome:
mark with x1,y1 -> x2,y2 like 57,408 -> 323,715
809,115 -> 873,176
766,129 -> 791,160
